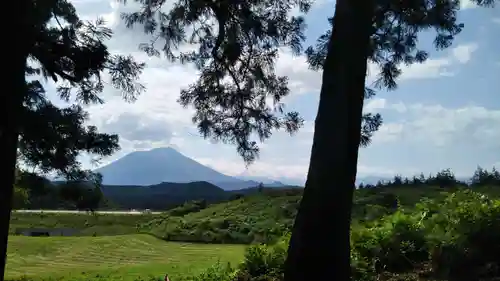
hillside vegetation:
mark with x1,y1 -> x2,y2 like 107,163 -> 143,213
141,168 -> 500,245
187,189 -> 500,281
142,189 -> 302,244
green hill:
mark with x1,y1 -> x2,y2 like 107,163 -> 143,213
142,188 -> 302,244
141,185 -> 500,244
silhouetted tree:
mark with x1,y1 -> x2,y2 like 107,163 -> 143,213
392,175 -> 403,186
285,2 -> 494,279
471,166 -> 500,186
0,2 -> 144,276
306,35 -> 383,146
412,173 -> 426,186
434,168 -> 457,188
257,183 -> 265,193
120,0 -> 311,163
403,177 -> 410,185
58,179 -> 104,211
118,0 -> 497,280
12,170 -> 30,210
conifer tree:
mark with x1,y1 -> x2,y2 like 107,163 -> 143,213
0,2 -> 144,277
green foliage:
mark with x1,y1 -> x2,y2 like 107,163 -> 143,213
17,3 -> 145,181
351,212 -> 428,274
234,235 -> 290,281
140,179 -> 500,245
142,192 -> 301,244
471,166 -> 500,186
12,186 -> 29,209
351,190 -> 500,281
198,190 -> 500,281
187,262 -> 236,281
420,190 -> 500,280
7,185 -> 500,281
169,200 -> 209,217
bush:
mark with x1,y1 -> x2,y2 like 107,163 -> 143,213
187,262 -> 236,281
234,235 -> 289,281
169,200 -> 208,216
207,190 -> 500,281
421,190 -> 500,280
352,211 -> 428,275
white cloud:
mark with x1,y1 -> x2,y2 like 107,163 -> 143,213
364,98 -> 387,112
366,43 -> 478,83
365,98 -> 407,113
370,99 -> 500,147
195,157 -> 309,181
451,43 -> 478,63
460,0 -> 477,9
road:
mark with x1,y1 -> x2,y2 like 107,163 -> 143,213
13,209 -> 163,215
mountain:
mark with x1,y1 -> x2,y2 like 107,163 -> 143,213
95,147 -> 279,190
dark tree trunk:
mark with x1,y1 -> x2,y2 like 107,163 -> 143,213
283,0 -> 374,280
0,53 -> 27,281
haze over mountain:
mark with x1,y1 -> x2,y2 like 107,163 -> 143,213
94,147 -> 287,190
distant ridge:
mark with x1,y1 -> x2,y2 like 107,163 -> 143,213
101,181 -> 230,209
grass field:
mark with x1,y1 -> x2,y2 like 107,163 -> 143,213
9,212 -> 164,236
5,234 -> 246,281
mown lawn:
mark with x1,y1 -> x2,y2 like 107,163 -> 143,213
9,212 -> 164,236
5,234 -> 246,281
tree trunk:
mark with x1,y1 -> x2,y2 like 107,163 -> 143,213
283,0 -> 374,280
0,53 -> 27,281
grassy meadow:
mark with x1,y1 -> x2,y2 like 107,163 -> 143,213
5,234 -> 245,281
9,212 -> 161,236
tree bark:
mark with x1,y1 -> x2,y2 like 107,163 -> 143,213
0,52 -> 27,281
283,0 -> 374,280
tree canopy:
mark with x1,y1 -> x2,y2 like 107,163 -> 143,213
19,12 -> 145,181
0,0 -> 146,277
120,0 -> 314,163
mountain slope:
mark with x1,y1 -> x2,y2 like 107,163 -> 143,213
95,147 -> 240,186
95,147 -> 277,190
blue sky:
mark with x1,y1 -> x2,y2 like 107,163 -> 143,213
52,0 -> 499,185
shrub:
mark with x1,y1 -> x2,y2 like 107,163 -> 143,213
225,190 -> 500,281
421,190 -> 500,280
351,211 -> 428,275
234,235 -> 289,281
187,262 -> 236,281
